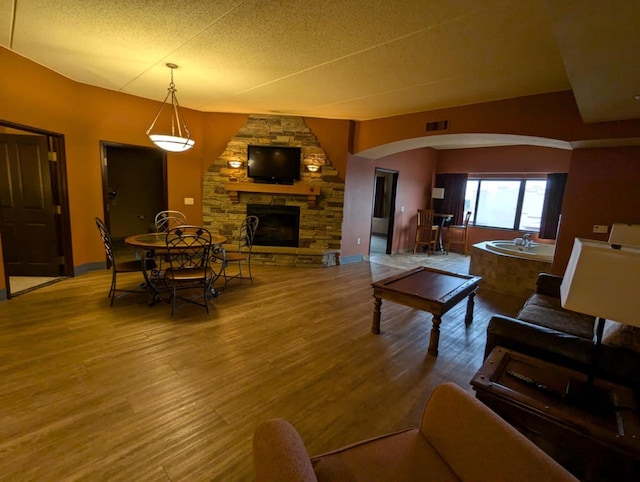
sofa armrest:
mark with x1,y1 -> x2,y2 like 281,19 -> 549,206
485,315 -> 594,371
253,418 -> 318,482
536,273 -> 563,298
421,382 -> 578,482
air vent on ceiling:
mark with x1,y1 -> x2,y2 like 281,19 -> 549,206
426,120 -> 449,132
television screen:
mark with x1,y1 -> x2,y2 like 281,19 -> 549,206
247,145 -> 301,184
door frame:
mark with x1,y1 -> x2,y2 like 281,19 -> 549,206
371,168 -> 399,255
99,141 -> 168,234
0,120 -> 73,297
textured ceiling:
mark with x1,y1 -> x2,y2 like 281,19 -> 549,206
1,0 -> 639,122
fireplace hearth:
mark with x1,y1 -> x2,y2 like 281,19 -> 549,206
247,204 -> 300,247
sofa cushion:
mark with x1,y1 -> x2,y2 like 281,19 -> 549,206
485,273 -> 640,389
524,293 -> 563,310
517,294 -> 595,339
603,320 -> 640,353
311,429 -> 458,482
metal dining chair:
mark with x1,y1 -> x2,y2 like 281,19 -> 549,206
211,216 -> 259,288
153,210 -> 187,272
95,217 -> 156,306
164,225 -> 216,318
154,210 -> 187,232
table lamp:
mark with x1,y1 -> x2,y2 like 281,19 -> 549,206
431,187 -> 445,211
608,223 -> 640,248
431,188 -> 445,200
560,238 -> 640,410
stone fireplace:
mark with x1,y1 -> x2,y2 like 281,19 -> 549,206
202,114 -> 344,267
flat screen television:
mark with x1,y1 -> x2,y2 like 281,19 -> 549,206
247,145 -> 301,185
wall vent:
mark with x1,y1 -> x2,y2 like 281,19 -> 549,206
426,120 -> 449,132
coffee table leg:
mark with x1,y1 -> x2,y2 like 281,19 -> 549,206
465,291 -> 476,326
372,297 -> 381,334
428,315 -> 441,356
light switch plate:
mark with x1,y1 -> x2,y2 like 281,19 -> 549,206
184,197 -> 194,205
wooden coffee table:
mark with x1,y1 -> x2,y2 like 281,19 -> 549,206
472,347 -> 640,480
371,267 -> 481,356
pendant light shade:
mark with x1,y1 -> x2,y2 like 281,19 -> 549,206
148,134 -> 195,152
146,63 -> 195,152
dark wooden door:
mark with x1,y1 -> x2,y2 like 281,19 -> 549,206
0,134 -> 60,276
102,144 -> 166,240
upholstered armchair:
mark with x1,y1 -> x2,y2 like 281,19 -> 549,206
253,382 -> 577,482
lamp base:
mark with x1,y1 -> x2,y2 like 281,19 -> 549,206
565,378 -> 613,414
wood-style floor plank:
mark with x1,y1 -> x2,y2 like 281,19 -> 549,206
0,260 -> 525,480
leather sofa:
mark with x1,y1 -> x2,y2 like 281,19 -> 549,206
253,382 -> 577,482
485,273 -> 640,389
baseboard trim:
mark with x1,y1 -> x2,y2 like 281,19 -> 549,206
340,254 -> 363,265
74,262 -> 106,276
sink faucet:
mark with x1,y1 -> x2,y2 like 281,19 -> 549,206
522,233 -> 534,247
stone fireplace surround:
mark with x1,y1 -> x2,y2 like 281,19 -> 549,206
202,114 -> 344,267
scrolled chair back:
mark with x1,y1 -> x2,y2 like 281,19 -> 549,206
95,217 -> 115,267
239,215 -> 259,252
165,225 -> 213,269
155,210 -> 187,233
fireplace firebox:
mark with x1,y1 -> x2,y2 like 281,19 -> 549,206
247,204 -> 300,247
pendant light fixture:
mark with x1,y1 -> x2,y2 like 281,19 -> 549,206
146,63 -> 195,152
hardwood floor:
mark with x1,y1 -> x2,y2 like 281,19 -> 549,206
0,261 -> 526,480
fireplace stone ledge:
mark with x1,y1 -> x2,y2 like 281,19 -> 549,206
219,245 -> 339,267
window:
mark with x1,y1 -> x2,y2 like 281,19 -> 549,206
465,178 -> 547,231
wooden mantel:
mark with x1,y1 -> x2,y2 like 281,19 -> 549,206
223,182 -> 320,207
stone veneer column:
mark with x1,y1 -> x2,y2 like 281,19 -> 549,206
202,114 -> 344,267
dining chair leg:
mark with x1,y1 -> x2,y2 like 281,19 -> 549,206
170,285 -> 177,319
203,283 -> 210,314
239,261 -> 253,284
109,270 -> 117,306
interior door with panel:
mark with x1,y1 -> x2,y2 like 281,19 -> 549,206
0,134 -> 60,276
102,143 -> 166,245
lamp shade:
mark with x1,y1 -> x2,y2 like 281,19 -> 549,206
432,187 -> 445,199
608,223 -> 640,248
560,238 -> 640,326
146,63 -> 195,152
148,134 -> 195,152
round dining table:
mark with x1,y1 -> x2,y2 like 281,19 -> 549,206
124,232 -> 227,304
125,232 -> 227,250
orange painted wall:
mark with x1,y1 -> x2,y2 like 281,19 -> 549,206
1,47 -> 209,278
342,148 -> 437,259
553,147 -> 640,274
436,145 -> 571,174
304,117 -> 352,180
353,91 -> 640,153
1,44 -> 639,292
0,46 -> 352,292
202,112 -> 250,175
347,94 -> 640,270
435,145 -> 572,248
